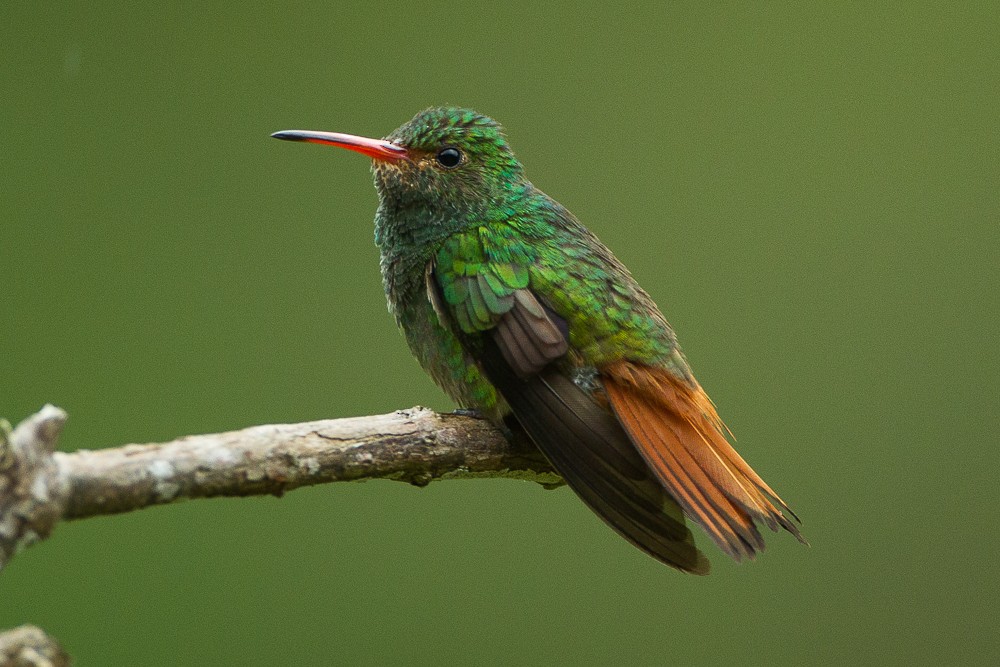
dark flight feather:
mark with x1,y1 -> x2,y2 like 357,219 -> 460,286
493,289 -> 567,378
452,280 -> 712,573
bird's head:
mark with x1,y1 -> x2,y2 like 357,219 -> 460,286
273,107 -> 528,219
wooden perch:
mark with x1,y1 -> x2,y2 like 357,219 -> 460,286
0,404 -> 559,573
0,404 -> 559,663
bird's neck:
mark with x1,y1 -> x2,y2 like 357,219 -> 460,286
375,202 -> 440,315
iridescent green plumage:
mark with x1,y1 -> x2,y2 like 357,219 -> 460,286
274,107 -> 804,573
373,108 -> 686,416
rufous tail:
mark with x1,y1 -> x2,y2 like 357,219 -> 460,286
602,360 -> 805,561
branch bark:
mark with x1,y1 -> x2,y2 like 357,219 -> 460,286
0,404 -> 559,663
0,405 -> 558,572
0,625 -> 70,667
0,406 -> 69,571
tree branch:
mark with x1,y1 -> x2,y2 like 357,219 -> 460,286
2,404 -> 560,664
0,625 -> 70,667
0,405 -> 69,571
0,405 -> 559,572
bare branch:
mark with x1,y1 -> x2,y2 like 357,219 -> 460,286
0,405 -> 559,662
0,625 -> 70,667
0,405 -> 558,572
0,405 -> 70,570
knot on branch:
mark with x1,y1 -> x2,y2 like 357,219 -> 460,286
0,405 -> 69,571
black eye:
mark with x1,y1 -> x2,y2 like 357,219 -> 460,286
435,147 -> 462,168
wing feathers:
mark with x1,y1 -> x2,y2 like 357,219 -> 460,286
427,251 -> 801,568
494,313 -> 544,377
492,289 -> 568,378
479,341 -> 710,573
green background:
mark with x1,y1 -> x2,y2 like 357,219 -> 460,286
3,2 -> 997,664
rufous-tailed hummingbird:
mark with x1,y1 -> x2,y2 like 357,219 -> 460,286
272,107 -> 804,573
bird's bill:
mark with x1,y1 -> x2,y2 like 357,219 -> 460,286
270,130 -> 407,162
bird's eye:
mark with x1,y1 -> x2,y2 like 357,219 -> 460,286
435,147 -> 462,168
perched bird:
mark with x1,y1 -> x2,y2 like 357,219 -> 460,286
272,107 -> 804,573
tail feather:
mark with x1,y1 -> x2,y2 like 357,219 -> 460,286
478,341 -> 711,573
602,361 -> 805,560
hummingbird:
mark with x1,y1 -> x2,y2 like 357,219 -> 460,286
272,107 -> 804,573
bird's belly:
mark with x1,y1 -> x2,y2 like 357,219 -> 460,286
396,291 -> 507,420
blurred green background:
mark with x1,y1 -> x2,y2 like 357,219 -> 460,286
2,2 -> 997,665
